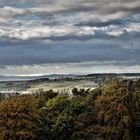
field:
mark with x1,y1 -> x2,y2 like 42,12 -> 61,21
0,79 -> 98,94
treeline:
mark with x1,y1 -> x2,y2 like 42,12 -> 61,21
0,79 -> 140,140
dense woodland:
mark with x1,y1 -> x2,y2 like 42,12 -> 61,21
0,78 -> 140,140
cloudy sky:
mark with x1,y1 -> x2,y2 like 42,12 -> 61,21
0,0 -> 140,76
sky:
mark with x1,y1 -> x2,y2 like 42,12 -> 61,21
0,0 -> 140,76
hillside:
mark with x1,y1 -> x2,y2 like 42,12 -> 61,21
0,78 -> 139,140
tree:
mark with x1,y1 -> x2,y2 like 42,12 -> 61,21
0,95 -> 40,140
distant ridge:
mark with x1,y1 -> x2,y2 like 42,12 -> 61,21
0,73 -> 140,82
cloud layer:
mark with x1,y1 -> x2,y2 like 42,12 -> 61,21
0,0 -> 140,75
0,0 -> 140,40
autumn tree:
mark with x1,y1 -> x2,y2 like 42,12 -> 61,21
0,95 -> 40,140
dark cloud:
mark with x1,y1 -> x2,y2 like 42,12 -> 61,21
0,38 -> 139,66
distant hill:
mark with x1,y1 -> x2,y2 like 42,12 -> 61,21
0,73 -> 140,82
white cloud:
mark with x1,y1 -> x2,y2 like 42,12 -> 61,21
0,25 -> 95,40
0,21 -> 140,40
1,61 -> 140,76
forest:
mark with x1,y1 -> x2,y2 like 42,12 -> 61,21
0,78 -> 140,140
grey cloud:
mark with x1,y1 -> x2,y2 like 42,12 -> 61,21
0,38 -> 139,66
76,13 -> 140,27
0,0 -> 140,20
0,6 -> 28,18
